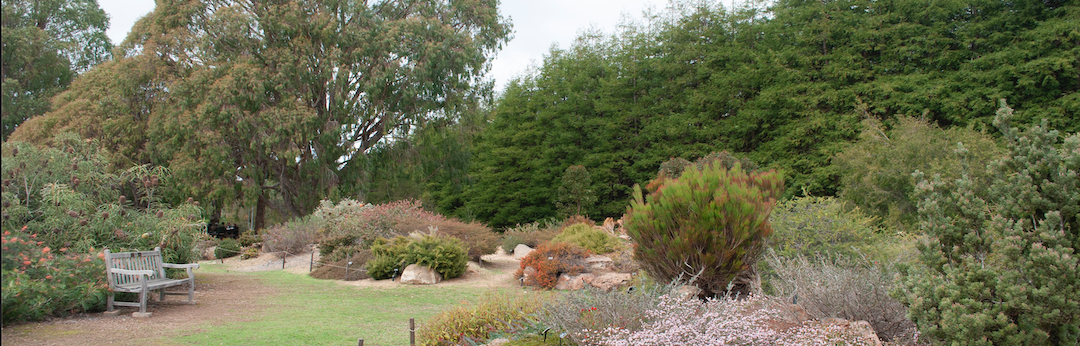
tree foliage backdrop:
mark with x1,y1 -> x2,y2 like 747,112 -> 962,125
461,0 -> 1078,228
1,0 -> 111,140
12,0 -> 511,229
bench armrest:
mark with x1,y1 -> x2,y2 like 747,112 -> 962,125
162,263 -> 200,269
110,268 -> 155,277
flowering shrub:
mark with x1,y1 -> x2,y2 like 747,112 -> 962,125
595,294 -> 882,346
539,283 -> 672,344
262,215 -> 318,256
315,199 -> 444,241
395,217 -> 498,262
515,242 -> 591,289
1,227 -> 108,325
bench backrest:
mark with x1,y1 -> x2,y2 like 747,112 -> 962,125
104,247 -> 166,286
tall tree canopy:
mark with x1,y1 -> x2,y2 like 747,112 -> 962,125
462,0 -> 1077,228
13,0 -> 511,229
1,0 -> 111,140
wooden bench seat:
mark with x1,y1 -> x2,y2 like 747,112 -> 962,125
104,247 -> 199,317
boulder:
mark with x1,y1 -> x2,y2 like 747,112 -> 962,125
590,272 -> 632,291
555,273 -> 597,290
400,264 -> 442,285
584,255 -> 613,270
512,244 -> 534,260
674,285 -> 702,301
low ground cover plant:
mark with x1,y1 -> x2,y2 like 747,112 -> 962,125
538,283 -> 672,345
418,292 -> 548,346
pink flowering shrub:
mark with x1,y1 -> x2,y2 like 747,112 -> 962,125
593,294 -> 883,346
315,199 -> 446,242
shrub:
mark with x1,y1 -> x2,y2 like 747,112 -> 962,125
595,294 -> 885,346
367,235 -> 469,280
501,220 -> 561,252
626,162 -> 783,297
538,282 -> 673,344
395,217 -> 498,262
515,242 -> 591,289
895,101 -> 1079,345
550,224 -> 624,254
768,196 -> 886,260
766,252 -> 918,344
237,228 -> 261,247
1,136 -> 204,268
2,227 -> 108,325
262,216 -> 318,256
833,116 -> 1001,231
418,292 -> 547,346
318,234 -> 360,262
215,238 -> 241,259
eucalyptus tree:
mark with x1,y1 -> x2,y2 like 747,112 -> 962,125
1,0 -> 111,140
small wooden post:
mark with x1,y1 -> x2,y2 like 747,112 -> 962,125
409,317 -> 416,346
309,251 -> 314,272
282,252 -> 286,269
357,338 -> 364,346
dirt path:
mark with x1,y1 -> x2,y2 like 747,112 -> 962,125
0,249 -> 522,345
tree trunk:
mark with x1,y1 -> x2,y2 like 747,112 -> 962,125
255,193 -> 267,231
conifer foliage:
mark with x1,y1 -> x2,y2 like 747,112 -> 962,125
896,100 -> 1079,345
625,162 -> 783,297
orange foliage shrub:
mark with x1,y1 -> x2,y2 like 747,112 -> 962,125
515,242 -> 591,289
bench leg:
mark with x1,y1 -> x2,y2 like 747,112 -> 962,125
159,288 -> 166,302
103,293 -> 121,316
187,280 -> 196,304
132,289 -> 152,318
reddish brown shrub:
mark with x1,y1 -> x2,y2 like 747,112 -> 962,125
515,242 -> 592,289
560,215 -> 595,229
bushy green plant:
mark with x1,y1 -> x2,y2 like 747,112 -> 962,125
418,292 -> 547,346
2,227 -> 108,325
833,116 -> 1001,231
366,235 -> 469,280
895,101 -> 1079,345
237,229 -> 261,247
394,217 -> 497,262
768,196 -> 886,259
215,238 -> 241,259
550,223 -> 624,254
626,162 -> 783,297
515,242 -> 592,289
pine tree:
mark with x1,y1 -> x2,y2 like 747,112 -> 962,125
895,100 -> 1079,345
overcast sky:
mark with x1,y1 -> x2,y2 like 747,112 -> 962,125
97,0 -> 728,91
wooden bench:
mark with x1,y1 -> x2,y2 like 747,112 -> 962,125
103,247 -> 199,317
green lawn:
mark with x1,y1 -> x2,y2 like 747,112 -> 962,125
176,265 -> 489,345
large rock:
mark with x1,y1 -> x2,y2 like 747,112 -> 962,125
675,285 -> 702,301
590,272 -> 632,291
584,255 -> 613,270
555,273 -> 597,290
512,244 -> 534,260
400,264 -> 442,285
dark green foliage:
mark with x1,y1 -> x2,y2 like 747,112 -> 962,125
319,235 -> 360,263
215,238 -> 241,259
556,165 -> 597,218
626,163 -> 784,297
550,223 -> 624,254
367,235 -> 469,280
895,100 -> 1079,345
834,116 -> 1002,231
460,0 -> 1078,229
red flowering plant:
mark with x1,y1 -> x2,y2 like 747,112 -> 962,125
1,226 -> 108,325
515,242 -> 591,289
